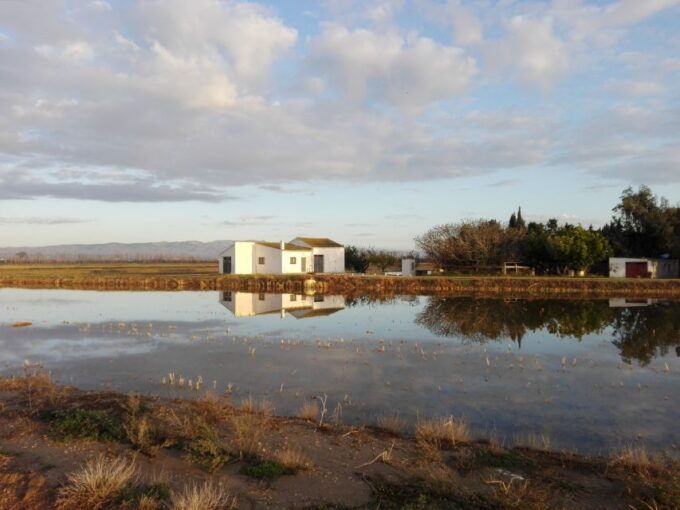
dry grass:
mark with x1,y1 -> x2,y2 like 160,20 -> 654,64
377,415 -> 407,436
171,481 -> 236,510
273,447 -> 313,471
415,416 -> 470,448
57,455 -> 137,509
230,413 -> 266,459
137,495 -> 162,510
11,321 -> 32,328
515,432 -> 552,451
239,396 -> 274,416
297,401 -> 319,421
609,446 -> 655,477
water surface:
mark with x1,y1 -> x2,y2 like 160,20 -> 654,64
1,289 -> 678,455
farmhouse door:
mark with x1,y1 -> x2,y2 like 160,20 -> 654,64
314,254 -> 324,273
223,256 -> 232,274
301,257 -> 306,272
625,261 -> 647,278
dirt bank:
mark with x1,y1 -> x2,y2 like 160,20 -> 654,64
2,262 -> 680,297
0,370 -> 678,509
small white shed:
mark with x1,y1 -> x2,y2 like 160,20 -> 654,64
609,257 -> 679,279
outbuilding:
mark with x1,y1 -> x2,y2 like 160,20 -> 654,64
609,257 -> 679,279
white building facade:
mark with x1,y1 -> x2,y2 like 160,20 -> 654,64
609,257 -> 679,279
219,237 -> 344,275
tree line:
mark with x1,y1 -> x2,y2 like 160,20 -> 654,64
415,186 -> 679,275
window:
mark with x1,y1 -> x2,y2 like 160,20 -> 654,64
314,295 -> 325,303
290,257 -> 297,264
258,293 -> 265,301
290,294 -> 297,301
258,257 -> 265,265
222,292 -> 232,302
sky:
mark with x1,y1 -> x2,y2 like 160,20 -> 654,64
0,0 -> 679,250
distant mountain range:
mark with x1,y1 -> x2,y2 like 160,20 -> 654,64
0,241 -> 234,261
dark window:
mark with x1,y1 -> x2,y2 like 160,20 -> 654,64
258,257 -> 265,265
258,293 -> 265,301
290,294 -> 297,301
222,292 -> 232,302
290,257 -> 297,264
314,295 -> 325,303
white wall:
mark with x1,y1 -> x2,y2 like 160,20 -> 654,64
252,244 -> 281,274
402,258 -> 416,276
281,250 -> 312,274
310,247 -> 345,273
609,257 -> 650,278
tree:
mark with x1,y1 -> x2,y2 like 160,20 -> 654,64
604,186 -> 680,258
369,250 -> 398,273
547,226 -> 612,273
416,220 -> 524,269
516,207 -> 526,230
345,245 -> 371,273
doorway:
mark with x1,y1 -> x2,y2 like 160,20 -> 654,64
301,257 -> 306,272
625,261 -> 647,278
314,254 -> 324,273
223,256 -> 232,274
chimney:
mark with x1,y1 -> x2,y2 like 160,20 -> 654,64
280,240 -> 285,250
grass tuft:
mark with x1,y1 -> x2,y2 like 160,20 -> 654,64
377,415 -> 407,436
242,460 -> 293,479
297,401 -> 319,421
57,455 -> 137,509
186,425 -> 231,471
230,413 -> 266,460
415,416 -> 470,449
171,481 -> 236,510
273,447 -> 313,472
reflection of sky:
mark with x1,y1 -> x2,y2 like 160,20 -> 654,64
1,289 -> 678,455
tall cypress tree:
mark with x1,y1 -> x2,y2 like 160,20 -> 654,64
516,207 -> 526,230
509,212 -> 517,229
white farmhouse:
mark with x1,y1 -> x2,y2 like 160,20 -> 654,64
218,237 -> 344,275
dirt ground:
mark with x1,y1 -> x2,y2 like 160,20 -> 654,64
0,374 -> 678,510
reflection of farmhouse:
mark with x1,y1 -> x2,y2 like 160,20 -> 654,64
218,238 -> 344,275
608,298 -> 659,308
219,291 -> 345,318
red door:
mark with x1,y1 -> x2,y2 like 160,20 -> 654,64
625,262 -> 648,278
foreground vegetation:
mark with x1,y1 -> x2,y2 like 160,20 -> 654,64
0,367 -> 678,509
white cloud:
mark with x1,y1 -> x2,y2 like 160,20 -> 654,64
311,25 -> 477,109
484,16 -> 569,90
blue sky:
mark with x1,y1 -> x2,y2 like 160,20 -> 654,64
0,0 -> 679,249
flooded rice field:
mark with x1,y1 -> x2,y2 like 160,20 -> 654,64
1,288 -> 679,456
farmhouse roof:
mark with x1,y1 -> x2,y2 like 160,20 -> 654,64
293,237 -> 343,248
255,241 -> 311,251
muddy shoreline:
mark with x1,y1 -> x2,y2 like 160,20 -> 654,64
1,371 -> 678,509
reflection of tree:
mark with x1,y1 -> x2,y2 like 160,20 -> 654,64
415,297 -> 615,346
611,303 -> 680,366
416,297 -> 680,364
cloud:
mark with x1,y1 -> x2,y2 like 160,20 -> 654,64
220,215 -> 275,226
0,217 -> 90,225
604,79 -> 667,96
310,24 -> 477,109
0,0 -> 677,205
484,16 -> 569,90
